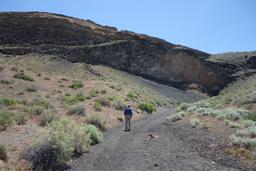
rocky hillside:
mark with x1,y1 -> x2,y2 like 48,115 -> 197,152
0,12 -> 255,95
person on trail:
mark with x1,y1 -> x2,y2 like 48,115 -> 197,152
124,105 -> 133,131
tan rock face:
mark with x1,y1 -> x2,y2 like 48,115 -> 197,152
0,12 -> 254,95
159,52 -> 220,86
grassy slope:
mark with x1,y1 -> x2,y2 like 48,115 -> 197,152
170,73 -> 256,165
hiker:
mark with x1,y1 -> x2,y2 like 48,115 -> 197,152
124,105 -> 133,131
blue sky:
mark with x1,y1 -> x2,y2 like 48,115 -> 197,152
1,0 -> 255,54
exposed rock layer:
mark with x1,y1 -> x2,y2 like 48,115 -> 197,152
0,12 -> 255,94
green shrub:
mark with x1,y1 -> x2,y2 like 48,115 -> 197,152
14,73 -> 34,82
138,102 -> 156,114
167,112 -> 184,122
64,93 -> 86,105
67,105 -> 85,116
0,144 -> 8,161
90,90 -> 99,97
24,118 -> 91,170
0,111 -> 15,130
14,112 -> 28,125
68,81 -> 84,89
65,93 -> 71,96
0,98 -> 16,106
26,85 -> 37,92
127,92 -> 137,101
87,114 -> 106,131
85,124 -> 103,145
94,101 -> 102,111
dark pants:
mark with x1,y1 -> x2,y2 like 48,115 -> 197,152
124,115 -> 132,130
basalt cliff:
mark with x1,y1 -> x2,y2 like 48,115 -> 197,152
0,12 -> 255,95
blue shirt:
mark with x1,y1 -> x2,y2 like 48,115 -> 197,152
124,108 -> 133,116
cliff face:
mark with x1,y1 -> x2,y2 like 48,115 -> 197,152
0,12 -> 255,95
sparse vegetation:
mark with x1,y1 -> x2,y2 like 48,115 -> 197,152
87,114 -> 106,131
68,80 -> 84,89
38,112 -> 58,126
14,112 -> 28,125
14,73 -> 34,82
0,80 -> 14,85
114,100 -> 126,110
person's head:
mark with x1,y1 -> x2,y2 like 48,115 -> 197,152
127,105 -> 131,108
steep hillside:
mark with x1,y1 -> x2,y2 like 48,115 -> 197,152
1,12 -> 255,95
0,52 -> 205,170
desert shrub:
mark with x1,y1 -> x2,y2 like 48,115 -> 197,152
117,116 -> 124,122
90,89 -> 99,97
87,114 -> 106,131
31,106 -> 45,115
176,103 -> 189,112
84,124 -> 103,145
127,92 -> 137,101
114,101 -> 126,111
138,102 -> 156,114
245,112 -> 256,122
0,144 -> 8,161
0,98 -> 16,106
25,85 -> 37,92
94,101 -> 102,111
227,121 -> 240,128
167,112 -> 184,122
0,80 -> 14,85
38,112 -> 58,127
0,66 -> 4,72
96,98 -> 110,107
242,120 -> 256,128
24,118 -> 91,170
14,112 -> 28,125
0,111 -> 15,130
100,90 -> 107,94
65,93 -> 71,96
190,118 -> 200,128
68,81 -> 84,89
14,73 -> 34,82
67,105 -> 85,116
107,96 -> 115,101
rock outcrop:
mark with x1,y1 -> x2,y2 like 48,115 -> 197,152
0,12 -> 255,95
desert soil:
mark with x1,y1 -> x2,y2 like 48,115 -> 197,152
69,108 -> 249,171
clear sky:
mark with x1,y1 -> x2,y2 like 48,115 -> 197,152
1,0 -> 255,54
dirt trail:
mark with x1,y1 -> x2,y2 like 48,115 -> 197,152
69,108 -> 247,171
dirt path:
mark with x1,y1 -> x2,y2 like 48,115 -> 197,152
69,108 -> 248,171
